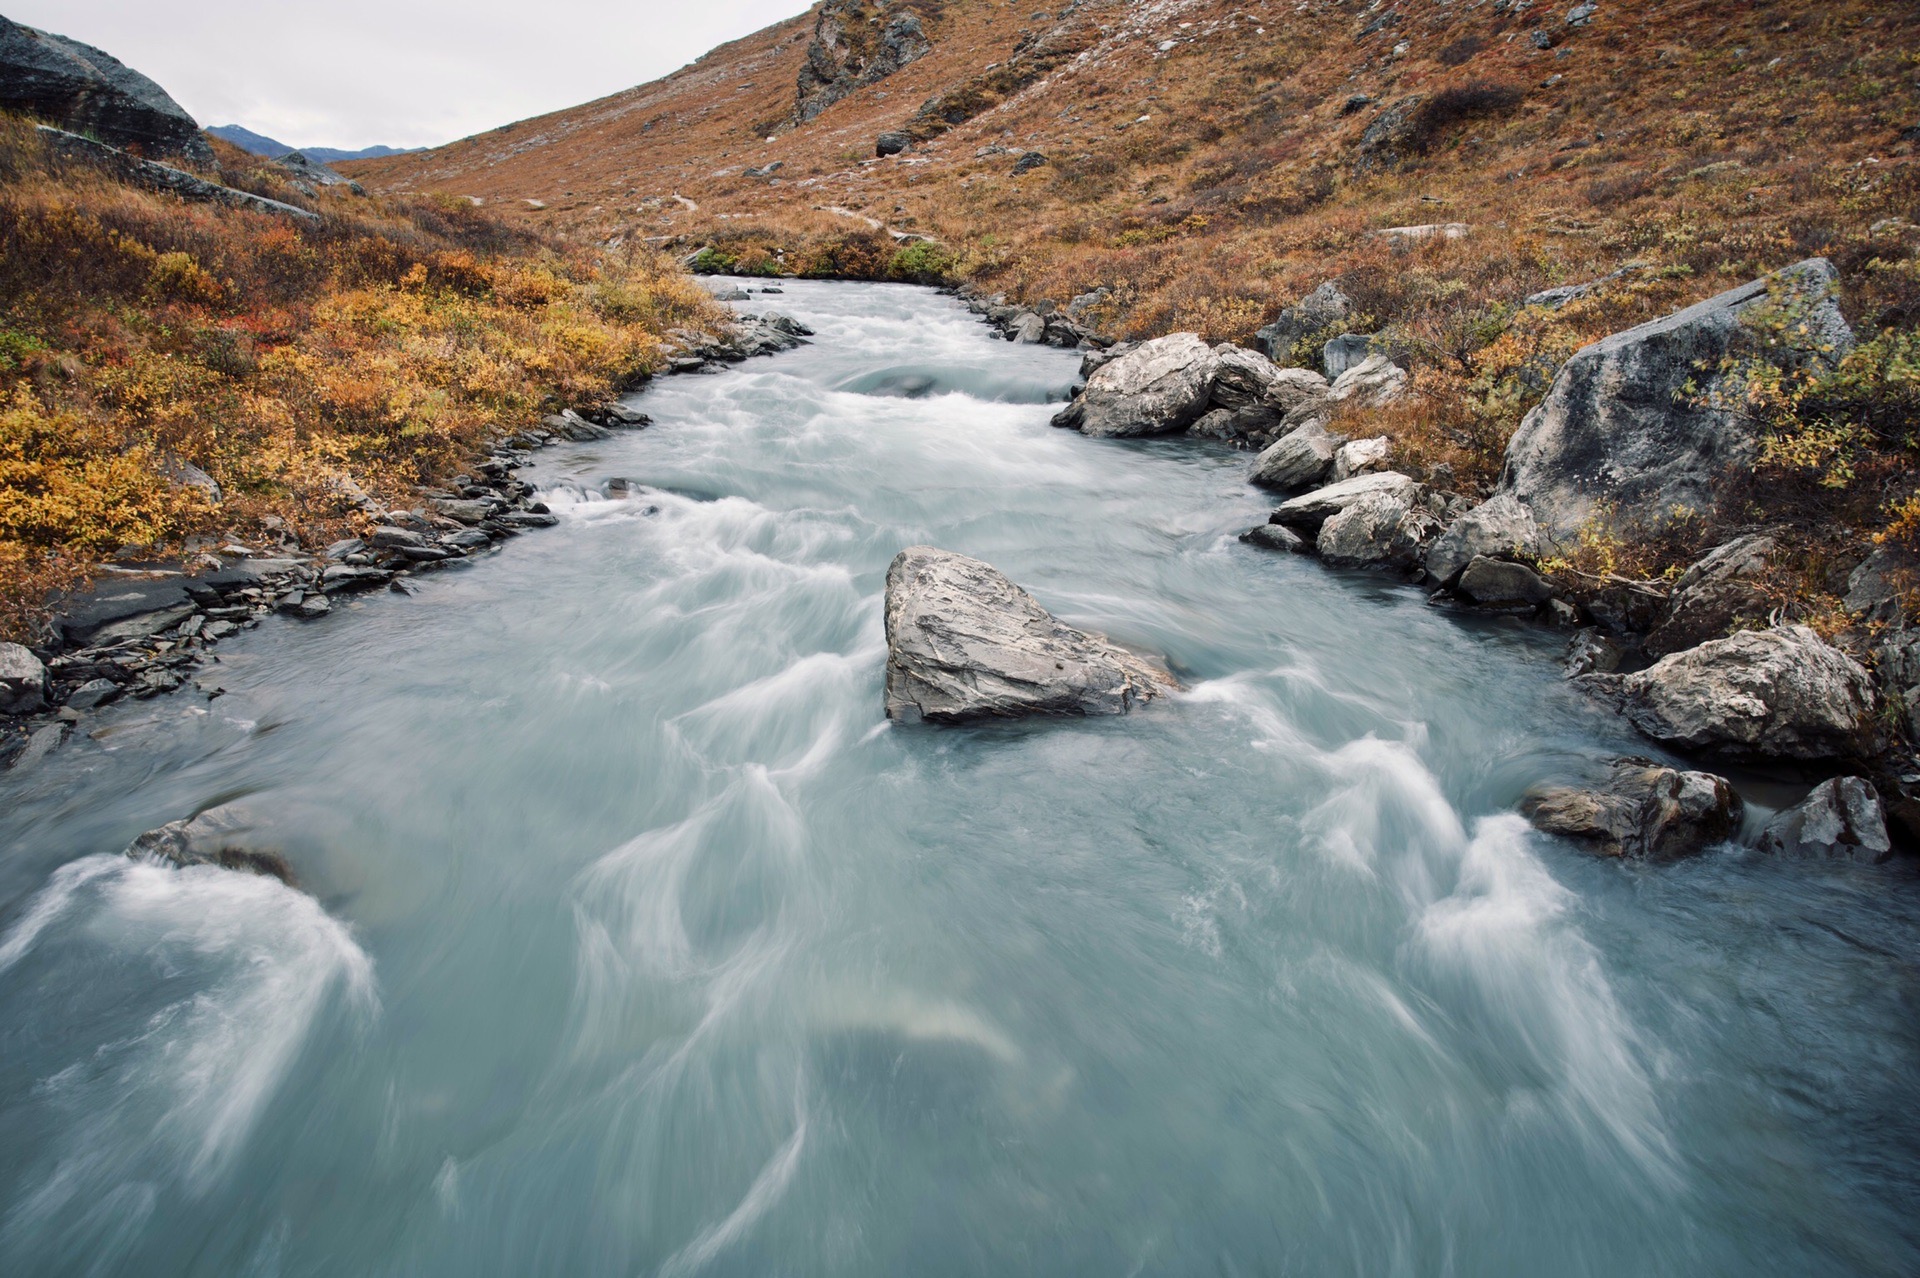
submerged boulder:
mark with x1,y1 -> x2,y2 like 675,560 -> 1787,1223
883,546 -> 1174,723
127,806 -> 294,884
1523,756 -> 1743,860
1500,259 -> 1853,541
1757,777 -> 1893,863
1051,332 -> 1217,437
0,17 -> 214,166
1598,624 -> 1876,761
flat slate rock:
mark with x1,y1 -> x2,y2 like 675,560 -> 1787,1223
883,546 -> 1174,724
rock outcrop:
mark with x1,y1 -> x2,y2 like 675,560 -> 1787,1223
1523,756 -> 1743,860
1051,333 -> 1217,437
1757,777 -> 1893,863
883,547 -> 1173,723
0,17 -> 213,166
1499,259 -> 1853,540
41,127 -> 319,221
794,1 -> 933,124
1255,281 -> 1351,364
1597,624 -> 1876,761
1327,353 -> 1408,407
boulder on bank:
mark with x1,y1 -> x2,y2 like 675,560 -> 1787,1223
1315,490 -> 1441,569
1455,556 -> 1554,609
1188,404 -> 1282,443
1209,346 -> 1329,415
1249,419 -> 1343,490
1422,494 -> 1541,587
1523,756 -> 1743,860
1327,353 -> 1408,407
1270,471 -> 1420,531
1322,333 -> 1374,378
1051,333 -> 1217,437
1643,534 -> 1776,656
1596,623 -> 1876,761
0,642 -> 47,714
882,546 -> 1174,723
0,17 -> 214,166
1500,258 -> 1853,540
1256,281 -> 1352,364
1329,436 -> 1390,481
1239,523 -> 1308,553
127,806 -> 295,884
1757,777 -> 1893,863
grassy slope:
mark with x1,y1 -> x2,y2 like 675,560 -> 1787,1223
351,0 -> 1920,621
0,124 -> 724,640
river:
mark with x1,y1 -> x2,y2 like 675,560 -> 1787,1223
2,279 -> 1918,1276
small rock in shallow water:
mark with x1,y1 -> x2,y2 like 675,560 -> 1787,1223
1757,777 -> 1892,864
1239,524 -> 1308,553
64,678 -> 120,709
126,806 -> 294,884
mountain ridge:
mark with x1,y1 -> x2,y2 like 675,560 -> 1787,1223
208,123 -> 419,164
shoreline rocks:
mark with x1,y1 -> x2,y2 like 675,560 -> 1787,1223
1758,777 -> 1893,863
883,546 -> 1174,723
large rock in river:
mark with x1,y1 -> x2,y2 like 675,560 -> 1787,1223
0,17 -> 214,166
1523,756 -> 1743,860
1249,419 -> 1343,490
1051,333 -> 1217,437
1270,471 -> 1421,531
883,547 -> 1174,723
1500,258 -> 1852,541
1316,491 -> 1441,570
1597,623 -> 1876,761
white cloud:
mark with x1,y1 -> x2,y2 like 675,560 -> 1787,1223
9,0 -> 813,150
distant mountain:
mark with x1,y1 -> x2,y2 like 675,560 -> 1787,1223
209,124 -> 417,164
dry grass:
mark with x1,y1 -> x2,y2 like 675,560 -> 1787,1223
0,122 -> 723,640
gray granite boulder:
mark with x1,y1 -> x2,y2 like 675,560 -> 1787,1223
1328,353 -> 1408,407
1523,756 -> 1743,860
1598,624 -> 1876,761
1757,777 -> 1893,863
1051,333 -> 1218,437
1270,471 -> 1421,531
0,642 -> 46,714
1500,259 -> 1853,541
0,17 -> 213,166
1256,281 -> 1351,364
883,547 -> 1174,723
1644,534 -> 1776,656
1315,492 -> 1442,569
1248,419 -> 1343,490
1456,557 -> 1554,609
1423,494 -> 1541,587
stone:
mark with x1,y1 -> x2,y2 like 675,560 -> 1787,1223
1351,94 -> 1425,174
1328,353 -> 1408,407
126,805 -> 294,883
431,498 -> 500,525
1315,492 -> 1442,569
370,525 -> 425,549
1270,471 -> 1421,531
882,546 -> 1174,723
1248,419 -> 1343,490
1565,628 -> 1622,677
1499,259 -> 1853,541
1329,436 -> 1391,482
1456,556 -> 1554,608
1373,223 -> 1472,244
1600,624 -> 1876,761
1011,150 -> 1049,175
88,603 -> 197,647
1256,281 -> 1351,364
1522,756 -> 1742,860
161,456 -> 221,503
1322,333 -> 1373,378
875,130 -> 913,156
0,17 -> 213,166
1422,494 -> 1542,587
1051,333 -> 1218,438
1239,523 -> 1308,553
1010,312 -> 1047,343
1644,534 -> 1776,656
64,678 -> 120,710
1757,777 -> 1892,863
1565,3 -> 1599,26
1188,405 -> 1283,443
1842,544 -> 1912,619
1524,262 -> 1646,311
40,127 -> 318,222
0,642 -> 47,714
10,721 -> 67,770
277,149 -> 354,189
1209,345 -> 1314,412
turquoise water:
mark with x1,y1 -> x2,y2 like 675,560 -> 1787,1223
1,280 -> 1917,1276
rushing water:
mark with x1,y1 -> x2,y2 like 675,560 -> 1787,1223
2,280 -> 1918,1277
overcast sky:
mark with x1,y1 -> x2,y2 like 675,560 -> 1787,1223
11,0 -> 813,149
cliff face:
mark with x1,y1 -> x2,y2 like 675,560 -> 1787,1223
793,0 -> 937,125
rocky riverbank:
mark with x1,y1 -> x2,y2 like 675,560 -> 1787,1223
986,258 -> 1918,862
0,309 -> 813,780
